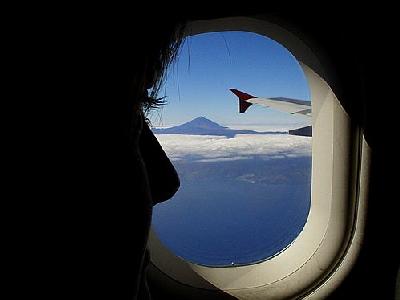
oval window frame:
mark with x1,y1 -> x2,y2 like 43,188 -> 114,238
147,16 -> 368,299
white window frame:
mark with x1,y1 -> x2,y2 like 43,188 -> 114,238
148,16 -> 369,299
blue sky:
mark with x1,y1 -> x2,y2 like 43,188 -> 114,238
148,31 -> 310,127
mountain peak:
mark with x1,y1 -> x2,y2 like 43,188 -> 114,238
152,116 -> 263,138
192,116 -> 209,121
186,117 -> 226,129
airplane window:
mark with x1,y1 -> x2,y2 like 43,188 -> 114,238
149,31 -> 312,267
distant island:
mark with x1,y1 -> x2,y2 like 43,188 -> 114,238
152,117 -> 287,138
288,125 -> 312,137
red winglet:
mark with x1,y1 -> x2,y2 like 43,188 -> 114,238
230,89 -> 254,113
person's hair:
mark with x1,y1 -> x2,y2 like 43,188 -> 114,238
132,17 -> 186,115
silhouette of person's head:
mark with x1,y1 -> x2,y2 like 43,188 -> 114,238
67,13 -> 187,299
125,15 -> 186,299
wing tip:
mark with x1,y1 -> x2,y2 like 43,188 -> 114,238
230,88 -> 255,113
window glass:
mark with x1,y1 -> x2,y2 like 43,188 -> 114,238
150,31 -> 311,267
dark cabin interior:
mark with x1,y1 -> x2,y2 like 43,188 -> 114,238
35,6 -> 397,300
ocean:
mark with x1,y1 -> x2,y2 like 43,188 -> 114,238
152,141 -> 311,267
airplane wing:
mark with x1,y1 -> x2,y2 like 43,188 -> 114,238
230,89 -> 311,117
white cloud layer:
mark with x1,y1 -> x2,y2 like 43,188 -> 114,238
155,133 -> 311,162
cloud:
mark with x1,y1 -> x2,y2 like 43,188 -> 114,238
155,133 -> 311,162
